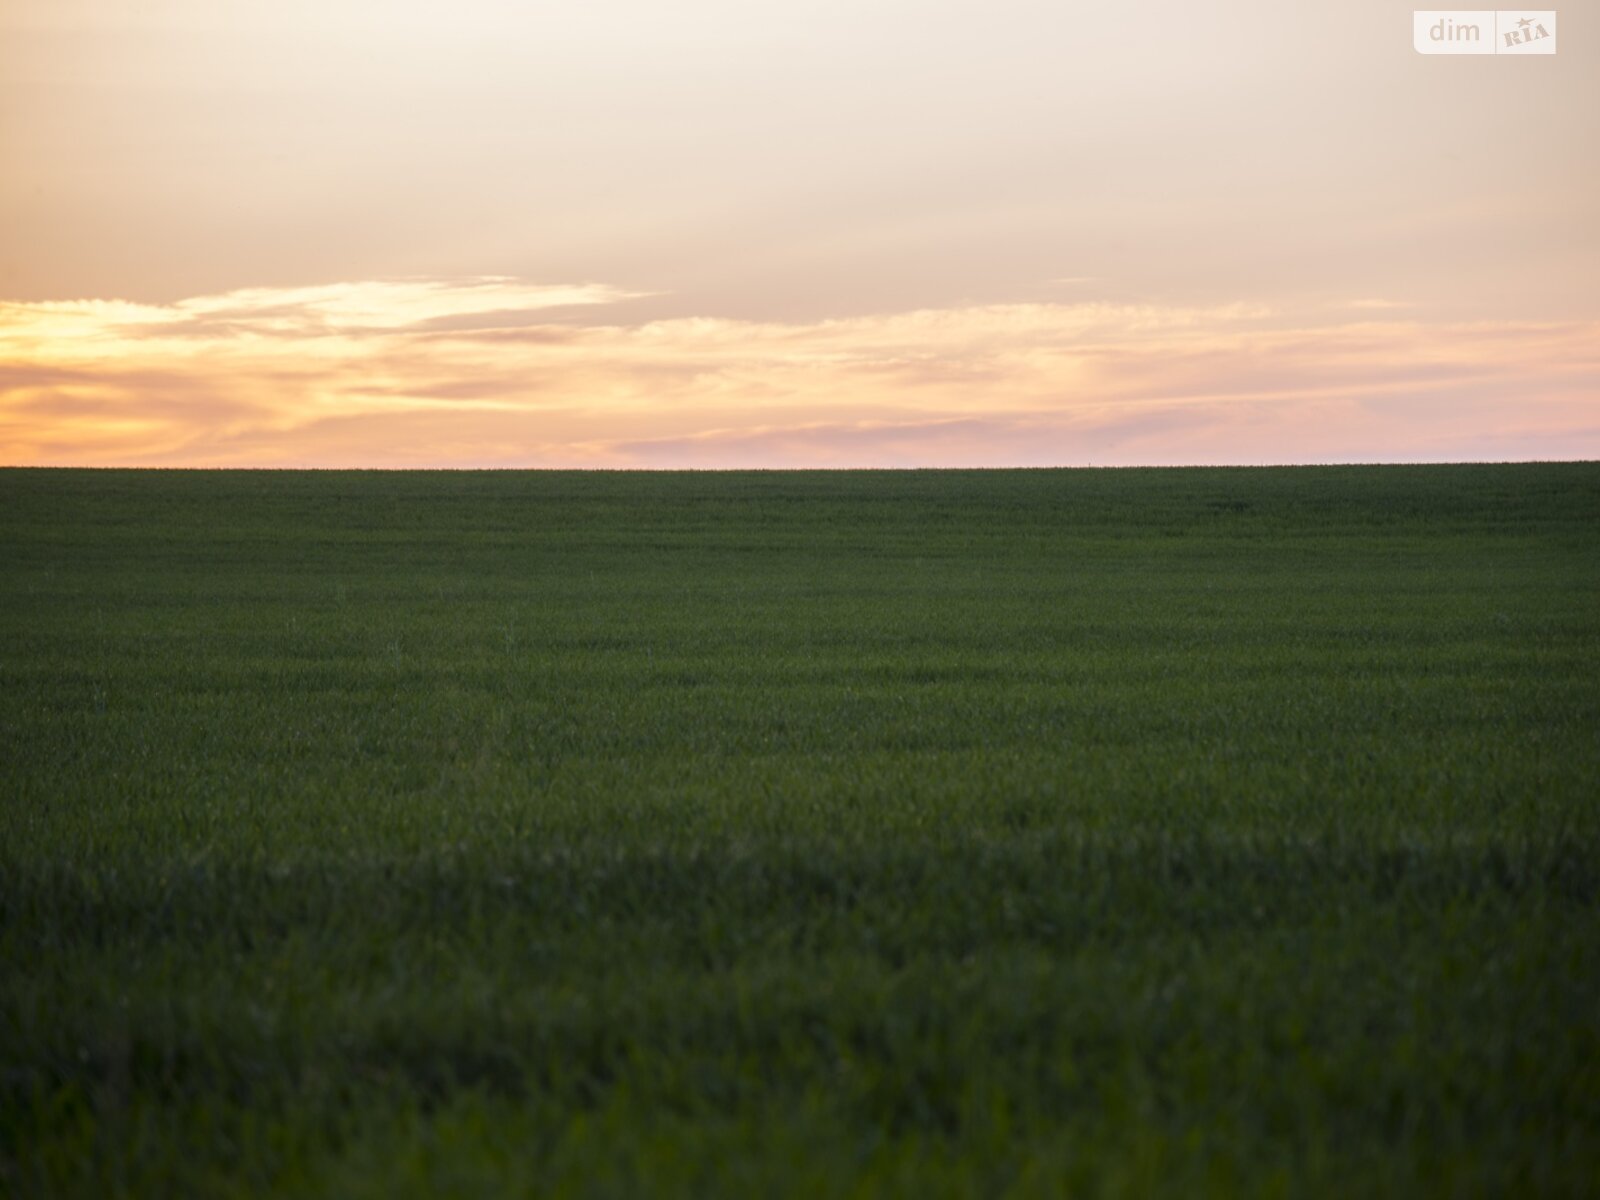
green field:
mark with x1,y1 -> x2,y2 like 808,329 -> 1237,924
3,463 -> 1598,1196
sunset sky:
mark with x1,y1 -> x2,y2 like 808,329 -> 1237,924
2,0 -> 1595,467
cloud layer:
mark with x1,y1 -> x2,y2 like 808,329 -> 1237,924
3,277 -> 1595,468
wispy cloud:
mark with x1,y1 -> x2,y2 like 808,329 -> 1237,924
2,277 -> 1595,467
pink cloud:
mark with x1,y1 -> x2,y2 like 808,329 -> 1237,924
2,279 -> 1596,467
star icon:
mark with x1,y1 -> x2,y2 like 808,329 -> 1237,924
1517,16 -> 1534,28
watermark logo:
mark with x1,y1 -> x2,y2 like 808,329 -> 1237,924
1414,11 -> 1557,53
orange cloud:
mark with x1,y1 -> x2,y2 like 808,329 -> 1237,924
2,278 -> 1595,468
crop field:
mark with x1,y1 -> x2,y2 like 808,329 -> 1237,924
2,463 -> 1598,1196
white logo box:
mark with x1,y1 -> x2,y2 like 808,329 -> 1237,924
1414,10 -> 1557,54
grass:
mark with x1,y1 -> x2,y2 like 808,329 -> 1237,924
2,463 -> 1598,1197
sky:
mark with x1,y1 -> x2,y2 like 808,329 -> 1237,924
2,0 -> 1596,468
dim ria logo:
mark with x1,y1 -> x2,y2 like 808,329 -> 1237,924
1414,10 -> 1556,53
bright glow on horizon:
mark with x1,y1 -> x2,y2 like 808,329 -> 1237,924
3,278 -> 1595,468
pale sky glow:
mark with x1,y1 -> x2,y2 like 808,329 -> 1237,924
2,1 -> 1596,467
